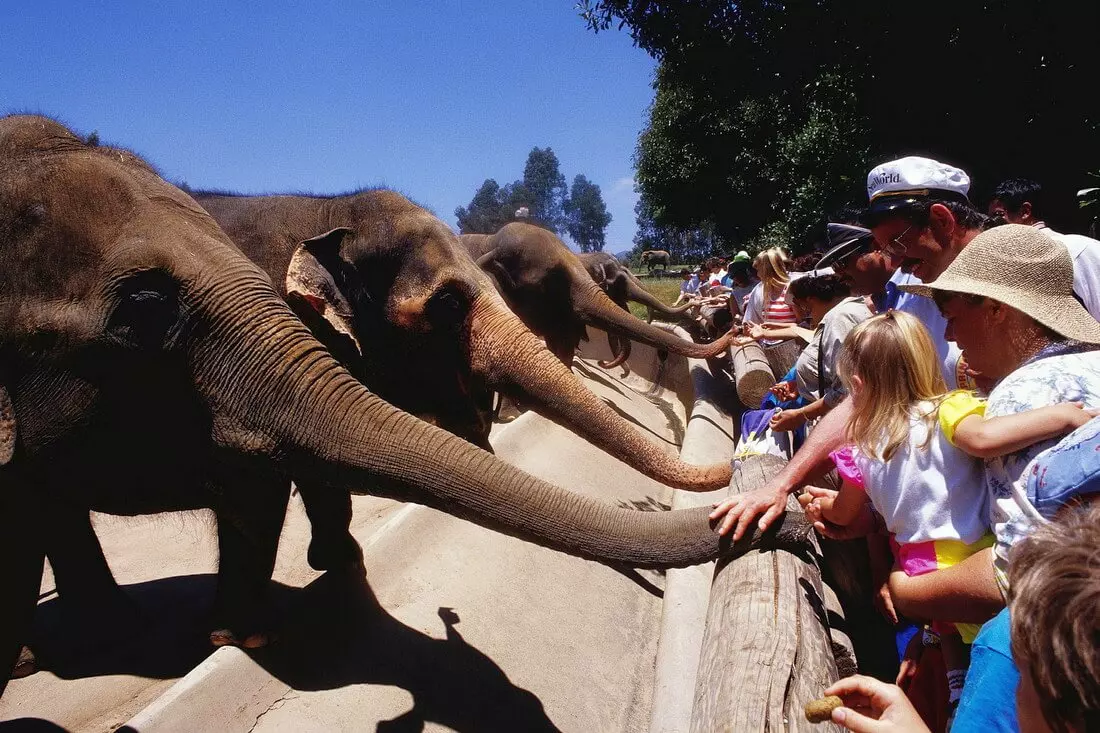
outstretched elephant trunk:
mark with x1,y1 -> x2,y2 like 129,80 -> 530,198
463,291 -> 731,492
626,280 -> 695,322
189,269 -> 728,565
571,274 -> 735,360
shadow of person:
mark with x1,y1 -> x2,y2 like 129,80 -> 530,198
25,571 -> 560,733
253,573 -> 561,733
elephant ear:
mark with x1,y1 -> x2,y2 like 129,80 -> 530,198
0,385 -> 16,466
286,227 -> 362,354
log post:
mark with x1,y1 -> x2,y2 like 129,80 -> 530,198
730,341 -> 775,409
690,454 -> 852,733
762,338 -> 803,378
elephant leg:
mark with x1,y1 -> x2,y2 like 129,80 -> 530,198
296,481 -> 363,574
45,502 -> 128,615
0,476 -> 46,696
209,469 -> 290,649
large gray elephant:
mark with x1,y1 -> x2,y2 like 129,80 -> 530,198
465,224 -> 735,370
640,249 -> 671,274
0,116 -> 807,695
191,193 -> 732,514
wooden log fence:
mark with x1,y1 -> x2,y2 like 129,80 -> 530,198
690,454 -> 855,733
730,340 -> 776,409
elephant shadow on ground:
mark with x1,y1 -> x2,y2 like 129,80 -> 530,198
27,572 -> 560,733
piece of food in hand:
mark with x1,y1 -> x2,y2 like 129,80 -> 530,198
804,695 -> 843,723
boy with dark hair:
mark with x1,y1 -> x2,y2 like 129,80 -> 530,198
988,179 -> 1045,227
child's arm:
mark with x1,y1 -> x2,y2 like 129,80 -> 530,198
952,402 -> 1097,459
803,477 -> 867,527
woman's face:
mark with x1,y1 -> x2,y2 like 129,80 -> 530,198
790,296 -> 811,321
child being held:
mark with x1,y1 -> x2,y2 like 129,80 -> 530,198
802,311 -> 1094,709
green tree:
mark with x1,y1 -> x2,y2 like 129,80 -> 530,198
581,0 -> 1100,238
455,178 -> 512,234
563,175 -> 612,252
522,147 -> 569,234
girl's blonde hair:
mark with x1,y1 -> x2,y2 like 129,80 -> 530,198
836,310 -> 949,461
753,247 -> 790,299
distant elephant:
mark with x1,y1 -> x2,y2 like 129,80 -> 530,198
578,252 -> 697,369
192,193 -> 731,514
640,249 -> 671,274
465,224 -> 735,371
0,116 -> 791,694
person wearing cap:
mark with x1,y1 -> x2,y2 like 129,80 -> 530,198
989,178 -> 1100,319
816,223 -> 896,313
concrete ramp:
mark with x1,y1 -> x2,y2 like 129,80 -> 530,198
1,330 -> 736,733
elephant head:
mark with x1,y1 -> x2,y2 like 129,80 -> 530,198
475,224 -> 735,369
196,194 -> 732,492
2,116 -> 798,693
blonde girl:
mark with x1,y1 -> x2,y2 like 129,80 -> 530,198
742,247 -> 796,330
803,310 -> 1093,705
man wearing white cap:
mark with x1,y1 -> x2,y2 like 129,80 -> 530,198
713,159 -> 988,539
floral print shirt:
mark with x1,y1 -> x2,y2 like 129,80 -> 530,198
984,349 -> 1100,592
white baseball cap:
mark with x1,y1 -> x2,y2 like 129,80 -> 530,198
865,156 -> 971,219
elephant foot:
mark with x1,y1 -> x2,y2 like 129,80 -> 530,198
307,533 -> 365,575
12,645 -> 36,679
209,628 -> 270,649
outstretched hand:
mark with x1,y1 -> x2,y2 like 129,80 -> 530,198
823,675 -> 931,733
710,484 -> 789,540
797,486 -> 875,540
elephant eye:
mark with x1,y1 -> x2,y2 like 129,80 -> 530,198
425,284 -> 469,330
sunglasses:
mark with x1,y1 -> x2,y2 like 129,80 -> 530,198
881,224 -> 914,260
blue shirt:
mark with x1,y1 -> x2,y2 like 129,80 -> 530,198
953,609 -> 1018,733
890,269 -> 967,389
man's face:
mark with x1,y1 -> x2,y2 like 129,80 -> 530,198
833,249 -> 893,296
938,295 -> 1008,379
871,214 -> 952,281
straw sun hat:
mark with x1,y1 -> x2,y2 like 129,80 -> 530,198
899,224 -> 1100,344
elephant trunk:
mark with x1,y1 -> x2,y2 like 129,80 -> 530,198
190,270 -> 729,566
465,292 -> 731,491
625,279 -> 694,319
572,276 -> 735,359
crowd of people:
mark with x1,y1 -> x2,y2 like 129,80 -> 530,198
674,157 -> 1100,732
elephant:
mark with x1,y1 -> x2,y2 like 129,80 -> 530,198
190,193 -> 733,507
0,116 -> 809,695
640,249 -> 671,274
578,252 -> 697,370
464,224 -> 736,371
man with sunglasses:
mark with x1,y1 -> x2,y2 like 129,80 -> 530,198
815,223 -> 895,312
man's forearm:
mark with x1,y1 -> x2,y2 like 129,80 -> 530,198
890,547 -> 1004,624
770,397 -> 853,494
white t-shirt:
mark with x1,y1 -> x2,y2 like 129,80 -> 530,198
983,350 -> 1100,587
854,402 -> 989,546
1038,226 -> 1100,321
890,269 -> 968,389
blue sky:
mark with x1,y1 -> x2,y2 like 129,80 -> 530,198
1,1 -> 656,252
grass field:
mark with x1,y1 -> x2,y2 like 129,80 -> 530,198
628,277 -> 682,320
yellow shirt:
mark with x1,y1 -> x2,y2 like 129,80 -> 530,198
938,390 -> 987,446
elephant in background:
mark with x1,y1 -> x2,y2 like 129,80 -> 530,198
640,249 -> 671,274
465,224 -> 736,371
0,116 -> 790,694
578,252 -> 697,370
194,191 -> 732,511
